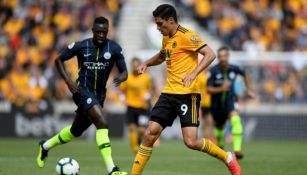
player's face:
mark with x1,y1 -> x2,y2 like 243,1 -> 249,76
218,50 -> 229,68
92,23 -> 108,44
155,17 -> 172,36
131,60 -> 141,73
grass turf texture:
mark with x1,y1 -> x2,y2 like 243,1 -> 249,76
0,138 -> 306,175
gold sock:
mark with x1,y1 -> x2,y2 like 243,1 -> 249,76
131,144 -> 153,175
201,138 -> 228,162
129,131 -> 138,153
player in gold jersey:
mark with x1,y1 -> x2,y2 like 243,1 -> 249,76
198,72 -> 214,140
120,58 -> 155,154
131,4 -> 241,175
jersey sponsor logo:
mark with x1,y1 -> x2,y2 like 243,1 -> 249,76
103,52 -> 111,60
83,53 -> 91,57
68,42 -> 75,49
87,98 -> 92,104
83,62 -> 110,70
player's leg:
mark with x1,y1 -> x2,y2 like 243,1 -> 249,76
181,127 -> 241,174
36,112 -> 91,168
126,107 -> 139,153
131,121 -> 163,175
178,94 -> 241,175
137,109 -> 150,145
229,110 -> 244,159
201,107 -> 215,140
87,105 -> 126,174
211,110 -> 228,149
131,94 -> 175,175
214,125 -> 226,149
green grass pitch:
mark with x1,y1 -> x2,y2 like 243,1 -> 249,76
0,138 -> 306,175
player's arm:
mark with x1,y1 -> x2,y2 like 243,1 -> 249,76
138,52 -> 165,74
207,83 -> 230,94
241,69 -> 256,98
206,69 -> 230,94
113,48 -> 128,87
183,45 -> 216,87
55,42 -> 80,94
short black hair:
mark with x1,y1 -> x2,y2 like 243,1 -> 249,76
217,46 -> 229,54
153,4 -> 177,23
94,16 -> 109,25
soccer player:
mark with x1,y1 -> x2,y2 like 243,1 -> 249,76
120,57 -> 155,154
207,46 -> 255,159
198,72 -> 214,139
131,4 -> 241,175
36,17 -> 128,175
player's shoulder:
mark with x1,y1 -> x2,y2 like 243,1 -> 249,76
107,39 -> 122,50
177,25 -> 198,37
67,38 -> 90,49
229,64 -> 242,71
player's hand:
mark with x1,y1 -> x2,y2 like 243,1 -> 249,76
222,80 -> 231,91
183,72 -> 197,87
247,89 -> 256,99
67,81 -> 80,94
137,64 -> 147,74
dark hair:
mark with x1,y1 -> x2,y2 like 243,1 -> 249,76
94,16 -> 109,25
153,4 -> 177,23
217,46 -> 229,54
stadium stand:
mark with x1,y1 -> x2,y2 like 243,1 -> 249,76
0,0 -> 123,111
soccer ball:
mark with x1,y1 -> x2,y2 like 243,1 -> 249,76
56,157 -> 80,175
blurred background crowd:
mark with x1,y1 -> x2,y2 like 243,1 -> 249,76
0,0 -> 123,112
177,0 -> 307,51
0,0 -> 307,113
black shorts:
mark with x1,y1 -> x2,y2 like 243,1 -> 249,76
211,108 -> 231,128
201,106 -> 211,117
72,91 -> 106,115
150,93 -> 200,128
126,106 -> 149,127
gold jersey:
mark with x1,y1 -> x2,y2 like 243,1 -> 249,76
120,72 -> 153,109
161,25 -> 206,94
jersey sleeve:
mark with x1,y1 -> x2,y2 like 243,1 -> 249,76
206,69 -> 215,86
114,45 -> 127,73
58,41 -> 81,61
182,31 -> 207,52
234,65 -> 245,76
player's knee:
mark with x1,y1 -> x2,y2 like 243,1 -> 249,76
92,116 -> 108,129
70,127 -> 84,137
143,129 -> 158,145
184,138 -> 198,150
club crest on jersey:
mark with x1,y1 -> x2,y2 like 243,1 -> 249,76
68,42 -> 75,49
172,41 -> 177,48
87,98 -> 92,104
84,62 -> 109,69
104,52 -> 111,60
